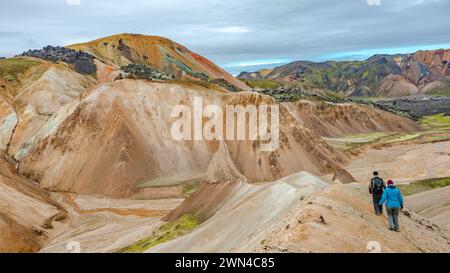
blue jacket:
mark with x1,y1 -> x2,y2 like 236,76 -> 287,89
379,185 -> 404,208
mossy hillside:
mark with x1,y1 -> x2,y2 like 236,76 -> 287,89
240,54 -> 412,99
428,87 -> 450,97
421,132 -> 450,143
398,177 -> 450,196
0,58 -> 41,81
118,214 -> 199,253
242,79 -> 282,90
417,114 -> 450,143
326,131 -> 425,151
419,113 -> 450,131
289,57 -> 400,94
325,132 -> 390,151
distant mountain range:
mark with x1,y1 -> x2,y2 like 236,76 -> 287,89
238,49 -> 450,97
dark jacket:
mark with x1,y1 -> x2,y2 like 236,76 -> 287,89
369,176 -> 385,195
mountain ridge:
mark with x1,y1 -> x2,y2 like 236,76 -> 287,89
238,49 -> 450,97
67,33 -> 250,91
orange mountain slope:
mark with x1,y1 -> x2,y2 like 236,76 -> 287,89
68,33 -> 249,91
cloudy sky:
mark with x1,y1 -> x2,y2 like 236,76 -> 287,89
1,0 -> 450,75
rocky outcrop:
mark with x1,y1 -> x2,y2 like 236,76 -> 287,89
211,78 -> 240,92
121,63 -> 174,80
19,46 -> 96,75
375,95 -> 450,117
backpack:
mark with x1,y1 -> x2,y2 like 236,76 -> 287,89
371,177 -> 384,195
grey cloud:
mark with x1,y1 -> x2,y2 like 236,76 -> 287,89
0,0 -> 449,75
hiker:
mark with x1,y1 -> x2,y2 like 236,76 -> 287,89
379,179 -> 404,232
369,171 -> 385,215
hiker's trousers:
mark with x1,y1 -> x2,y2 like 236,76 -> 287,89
386,207 -> 400,229
372,194 -> 383,214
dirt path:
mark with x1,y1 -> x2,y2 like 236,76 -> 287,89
62,193 -> 171,218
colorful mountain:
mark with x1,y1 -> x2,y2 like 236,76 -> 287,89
239,49 -> 450,97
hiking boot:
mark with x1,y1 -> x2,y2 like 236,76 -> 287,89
389,227 -> 395,231
395,228 -> 400,232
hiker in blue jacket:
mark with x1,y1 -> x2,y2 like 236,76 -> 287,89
379,179 -> 404,232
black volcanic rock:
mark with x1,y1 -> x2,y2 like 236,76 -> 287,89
121,63 -> 174,80
211,78 -> 240,92
375,95 -> 450,117
19,46 -> 96,75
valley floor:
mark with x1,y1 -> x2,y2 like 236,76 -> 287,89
346,140 -> 450,184
40,195 -> 182,253
39,140 -> 450,253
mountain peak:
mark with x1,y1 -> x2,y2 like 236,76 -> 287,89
68,33 -> 249,91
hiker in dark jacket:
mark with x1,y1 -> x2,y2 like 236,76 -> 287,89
379,179 -> 404,232
369,171 -> 385,215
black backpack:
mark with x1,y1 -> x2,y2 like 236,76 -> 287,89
371,177 -> 384,195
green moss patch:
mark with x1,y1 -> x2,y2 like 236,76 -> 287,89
421,132 -> 450,143
429,87 -> 450,97
325,132 -> 390,151
182,181 -> 202,198
337,132 -> 389,143
419,114 -> 450,131
381,133 -> 422,144
0,58 -> 41,81
117,214 -> 199,253
398,177 -> 450,196
326,131 -> 425,151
